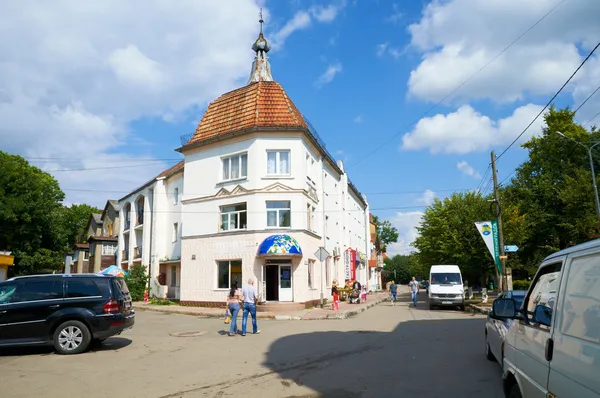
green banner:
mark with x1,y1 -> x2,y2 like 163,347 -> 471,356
491,220 -> 502,274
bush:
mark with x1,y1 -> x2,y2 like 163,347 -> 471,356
512,280 -> 531,291
125,264 -> 149,301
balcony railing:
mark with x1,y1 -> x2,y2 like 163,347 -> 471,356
122,250 -> 128,261
134,246 -> 142,259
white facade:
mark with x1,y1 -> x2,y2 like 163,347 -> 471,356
117,167 -> 183,299
179,131 -> 369,305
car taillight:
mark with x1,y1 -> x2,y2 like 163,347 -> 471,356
103,299 -> 120,314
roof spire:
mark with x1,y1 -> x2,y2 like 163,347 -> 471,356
248,8 -> 273,84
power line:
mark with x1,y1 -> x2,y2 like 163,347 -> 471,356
347,0 -> 567,169
583,109 -> 600,127
496,41 -> 600,162
574,84 -> 600,114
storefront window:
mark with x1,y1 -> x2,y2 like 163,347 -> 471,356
217,260 -> 243,289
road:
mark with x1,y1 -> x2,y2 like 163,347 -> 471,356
0,293 -> 503,398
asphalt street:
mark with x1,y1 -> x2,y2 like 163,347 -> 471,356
0,293 -> 503,398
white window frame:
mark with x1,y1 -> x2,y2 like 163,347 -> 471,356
172,222 -> 178,242
174,187 -> 179,205
220,203 -> 248,231
266,201 -> 291,228
83,251 -> 89,261
308,259 -> 315,289
217,260 -> 243,290
102,243 -> 117,256
221,152 -> 248,182
266,150 -> 291,176
307,203 -> 316,232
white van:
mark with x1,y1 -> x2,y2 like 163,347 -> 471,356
491,239 -> 600,398
428,265 -> 465,311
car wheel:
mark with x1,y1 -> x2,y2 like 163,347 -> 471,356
53,320 -> 91,355
508,384 -> 522,398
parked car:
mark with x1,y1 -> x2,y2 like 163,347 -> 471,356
0,274 -> 134,355
490,239 -> 600,398
484,290 -> 526,365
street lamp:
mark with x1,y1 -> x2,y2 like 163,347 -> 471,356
556,131 -> 600,220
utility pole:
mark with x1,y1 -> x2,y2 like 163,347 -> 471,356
491,151 -> 507,292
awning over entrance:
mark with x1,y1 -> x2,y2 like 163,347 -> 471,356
257,234 -> 302,257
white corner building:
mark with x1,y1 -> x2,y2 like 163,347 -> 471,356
117,26 -> 370,309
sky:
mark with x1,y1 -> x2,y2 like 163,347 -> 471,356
1,0 -> 599,255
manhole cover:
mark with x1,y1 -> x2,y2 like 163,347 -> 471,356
170,331 -> 206,337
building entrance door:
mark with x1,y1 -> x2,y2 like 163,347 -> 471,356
265,264 -> 279,301
279,265 -> 292,302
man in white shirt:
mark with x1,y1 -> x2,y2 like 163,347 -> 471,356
241,278 -> 260,336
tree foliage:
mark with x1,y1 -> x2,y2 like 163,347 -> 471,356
371,215 -> 399,252
0,151 -> 99,275
412,107 -> 600,284
383,254 -> 426,284
126,264 -> 149,301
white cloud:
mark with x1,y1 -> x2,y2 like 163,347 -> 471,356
315,62 -> 342,87
401,103 -> 546,154
353,114 -> 363,123
416,190 -> 436,206
376,43 -> 388,57
407,0 -> 600,106
272,11 -> 312,49
457,161 -> 482,179
310,5 -> 340,22
386,211 -> 423,255
386,4 -> 403,24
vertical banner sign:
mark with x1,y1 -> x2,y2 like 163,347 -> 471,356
350,249 -> 357,280
475,221 -> 502,274
344,250 -> 351,280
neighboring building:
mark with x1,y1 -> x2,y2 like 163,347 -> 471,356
117,161 -> 184,299
84,213 -> 103,238
101,200 -> 120,237
0,250 -> 14,281
367,213 -> 384,291
87,236 -> 118,273
171,25 -> 370,308
71,243 -> 90,273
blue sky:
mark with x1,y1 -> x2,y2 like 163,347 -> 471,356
1,0 -> 599,254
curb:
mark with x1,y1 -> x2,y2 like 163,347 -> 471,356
322,297 -> 388,320
133,305 -> 276,320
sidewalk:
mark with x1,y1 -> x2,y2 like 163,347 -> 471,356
132,292 -> 391,321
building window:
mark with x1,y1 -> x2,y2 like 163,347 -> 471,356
308,260 -> 315,289
170,265 -> 177,287
267,201 -> 291,227
267,150 -> 290,175
90,244 -> 95,257
107,223 -> 113,236
174,187 -> 179,205
220,203 -> 247,231
83,251 -> 89,260
222,153 -> 248,181
172,222 -> 178,242
307,204 -> 316,232
102,243 -> 117,256
217,260 -> 242,289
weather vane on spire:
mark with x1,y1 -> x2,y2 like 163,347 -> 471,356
259,8 -> 264,33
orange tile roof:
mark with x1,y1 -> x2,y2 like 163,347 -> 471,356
185,81 -> 308,147
157,160 -> 184,179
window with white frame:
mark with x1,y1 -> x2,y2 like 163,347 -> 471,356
267,150 -> 290,175
172,222 -> 178,242
220,203 -> 247,231
174,187 -> 179,205
267,201 -> 291,227
222,153 -> 248,181
217,260 -> 242,289
307,203 -> 316,232
102,243 -> 117,256
308,259 -> 315,289
83,251 -> 89,260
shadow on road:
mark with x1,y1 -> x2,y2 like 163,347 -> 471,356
263,307 -> 502,397
0,337 -> 132,356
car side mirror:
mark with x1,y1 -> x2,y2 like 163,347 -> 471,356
491,298 -> 517,319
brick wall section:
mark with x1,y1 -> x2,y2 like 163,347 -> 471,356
100,255 -> 114,270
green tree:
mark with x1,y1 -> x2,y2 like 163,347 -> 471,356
126,264 -> 149,301
384,254 -> 428,284
501,107 -> 600,277
371,215 -> 399,252
413,191 -> 495,285
0,151 -> 65,274
57,204 -> 101,246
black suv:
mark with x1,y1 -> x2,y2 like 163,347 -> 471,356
0,274 -> 134,355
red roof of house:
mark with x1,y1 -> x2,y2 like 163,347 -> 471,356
184,81 -> 308,147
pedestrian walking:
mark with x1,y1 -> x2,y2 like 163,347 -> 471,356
390,281 -> 398,305
409,277 -> 419,307
226,281 -> 243,336
331,280 -> 339,311
241,278 -> 260,336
